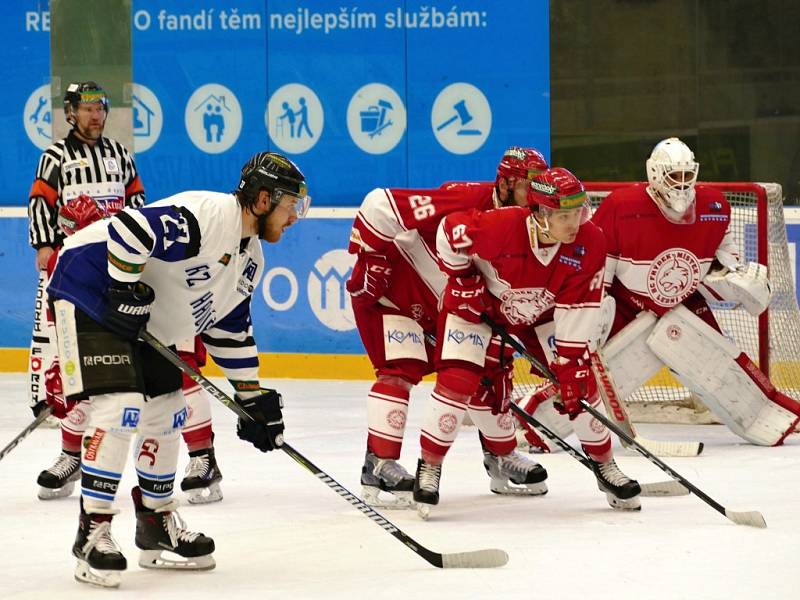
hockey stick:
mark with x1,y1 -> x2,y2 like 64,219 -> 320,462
140,330 -> 508,569
0,405 -> 53,463
590,349 -> 704,457
422,333 -> 684,497
481,315 -> 767,528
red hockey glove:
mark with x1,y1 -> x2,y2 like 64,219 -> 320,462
346,253 -> 392,305
550,360 -> 597,419
478,336 -> 515,414
442,274 -> 489,324
43,359 -> 76,419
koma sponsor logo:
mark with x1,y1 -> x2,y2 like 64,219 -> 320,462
387,330 -> 423,345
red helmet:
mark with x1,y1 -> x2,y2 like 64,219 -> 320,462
58,195 -> 107,236
496,147 -> 549,187
527,167 -> 590,216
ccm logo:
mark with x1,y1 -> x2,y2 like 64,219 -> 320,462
451,289 -> 483,298
368,265 -> 391,274
83,354 -> 132,366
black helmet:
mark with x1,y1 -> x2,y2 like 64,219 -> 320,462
236,152 -> 309,216
63,81 -> 109,125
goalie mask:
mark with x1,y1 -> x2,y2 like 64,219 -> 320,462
527,167 -> 591,243
495,147 -> 548,207
646,137 -> 699,224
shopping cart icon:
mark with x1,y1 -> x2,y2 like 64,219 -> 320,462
360,99 -> 394,138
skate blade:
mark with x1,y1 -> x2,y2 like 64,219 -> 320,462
362,486 -> 416,510
490,481 -> 548,496
38,481 -> 76,500
139,549 -> 216,570
74,559 -> 122,588
416,503 -> 432,521
605,491 -> 641,511
40,416 -> 62,429
186,483 -> 223,505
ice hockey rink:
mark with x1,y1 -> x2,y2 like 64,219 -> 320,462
2,373 -> 798,600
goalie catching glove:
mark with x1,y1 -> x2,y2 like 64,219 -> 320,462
701,261 -> 772,316
236,388 -> 285,452
550,359 -> 597,419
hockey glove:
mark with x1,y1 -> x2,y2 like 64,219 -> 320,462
442,274 -> 489,324
346,253 -> 392,306
236,388 -> 285,452
478,337 -> 515,415
102,280 -> 155,340
550,359 -> 597,419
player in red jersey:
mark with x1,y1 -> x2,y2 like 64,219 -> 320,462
412,167 -> 641,518
347,148 -> 549,508
589,138 -> 800,446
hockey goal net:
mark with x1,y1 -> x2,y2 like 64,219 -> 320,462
513,182 -> 800,425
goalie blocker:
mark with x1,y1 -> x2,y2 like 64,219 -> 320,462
602,305 -> 800,446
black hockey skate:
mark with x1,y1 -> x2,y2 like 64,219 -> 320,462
413,458 -> 442,520
181,447 -> 223,504
37,450 -> 80,500
482,450 -> 548,496
72,501 -> 127,588
590,457 -> 642,510
132,486 -> 216,570
361,451 -> 415,509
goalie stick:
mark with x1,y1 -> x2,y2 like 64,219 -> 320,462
421,333 -> 685,498
590,349 -> 704,458
481,315 -> 767,528
140,330 -> 508,569
0,405 -> 53,463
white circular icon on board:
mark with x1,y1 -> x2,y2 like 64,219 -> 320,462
431,82 -> 491,155
347,83 -> 406,155
265,83 -> 323,154
132,83 -> 162,153
184,84 -> 241,154
24,84 -> 53,150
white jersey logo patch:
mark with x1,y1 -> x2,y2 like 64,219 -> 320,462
647,249 -> 701,307
499,287 -> 555,325
102,157 -> 120,174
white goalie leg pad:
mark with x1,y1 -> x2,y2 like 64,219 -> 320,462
602,310 -> 663,400
520,384 -> 575,441
182,386 -> 212,435
647,304 -> 792,445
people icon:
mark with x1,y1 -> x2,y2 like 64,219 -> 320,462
203,103 -> 225,143
275,98 -> 313,139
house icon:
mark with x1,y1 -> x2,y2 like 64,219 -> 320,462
132,94 -> 156,137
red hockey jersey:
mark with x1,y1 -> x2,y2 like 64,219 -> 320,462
592,183 -> 737,317
438,206 -> 606,360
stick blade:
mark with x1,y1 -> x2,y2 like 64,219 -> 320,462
441,548 -> 509,569
632,436 -> 704,457
640,480 -> 690,497
726,509 -> 767,528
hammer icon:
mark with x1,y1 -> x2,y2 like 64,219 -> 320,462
436,99 -> 473,131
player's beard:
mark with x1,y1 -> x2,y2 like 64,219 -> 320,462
75,122 -> 104,142
257,211 -> 283,242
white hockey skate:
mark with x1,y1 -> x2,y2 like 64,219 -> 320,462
483,450 -> 548,495
413,459 -> 442,520
360,452 -> 415,509
37,450 -> 80,500
181,448 -> 223,504
591,457 -> 642,511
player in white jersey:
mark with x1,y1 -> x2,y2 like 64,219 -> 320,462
46,152 -> 309,588
27,81 -> 144,425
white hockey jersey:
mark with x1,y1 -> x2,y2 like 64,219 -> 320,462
48,191 -> 264,391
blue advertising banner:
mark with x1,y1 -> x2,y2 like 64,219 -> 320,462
1,1 -> 551,207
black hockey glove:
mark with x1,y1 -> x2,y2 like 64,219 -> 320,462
235,388 -> 285,452
102,280 -> 155,340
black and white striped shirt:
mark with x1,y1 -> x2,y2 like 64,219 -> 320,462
28,130 -> 145,249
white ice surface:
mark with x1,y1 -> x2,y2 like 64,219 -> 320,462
0,373 -> 798,599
